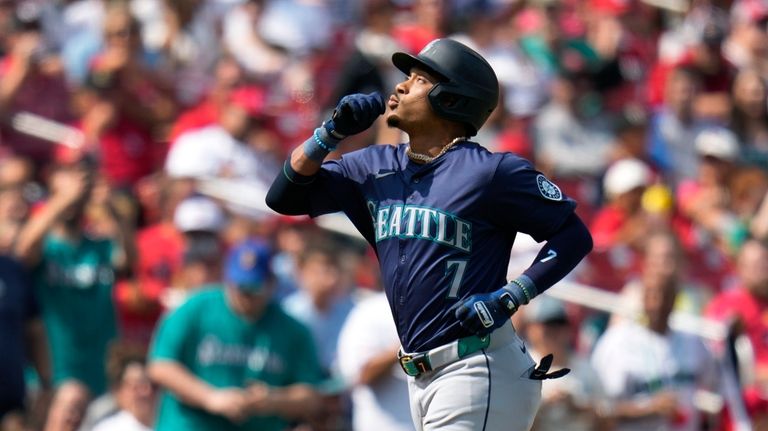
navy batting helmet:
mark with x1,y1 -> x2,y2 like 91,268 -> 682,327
392,38 -> 499,136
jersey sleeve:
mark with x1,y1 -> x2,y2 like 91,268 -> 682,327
304,156 -> 366,218
149,297 -> 199,362
301,152 -> 377,245
485,154 -> 577,242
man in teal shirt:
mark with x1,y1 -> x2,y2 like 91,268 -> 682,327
148,239 -> 325,431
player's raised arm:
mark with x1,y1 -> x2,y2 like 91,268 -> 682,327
265,93 -> 384,215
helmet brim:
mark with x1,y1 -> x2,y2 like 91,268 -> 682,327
392,52 -> 448,82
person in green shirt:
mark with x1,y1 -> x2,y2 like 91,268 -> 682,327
148,238 -> 325,431
14,162 -> 133,396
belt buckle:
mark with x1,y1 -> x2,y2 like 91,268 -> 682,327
398,352 -> 432,377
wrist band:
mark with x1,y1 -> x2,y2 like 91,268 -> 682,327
303,127 -> 340,162
313,129 -> 333,152
508,275 -> 537,305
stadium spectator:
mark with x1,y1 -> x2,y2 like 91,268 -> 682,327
113,178 -> 190,344
165,85 -> 279,188
724,0 -> 768,73
392,0 -> 447,54
0,156 -> 35,253
615,231 -> 714,329
523,296 -> 608,431
270,218 -> 319,300
337,290 -> 412,431
730,68 -> 768,169
158,195 -> 226,310
0,5 -> 72,167
87,3 -> 177,136
533,47 -> 614,217
587,158 -> 654,290
91,343 -> 156,431
706,238 -> 768,420
148,239 -> 325,430
13,162 -> 131,396
648,65 -> 706,185
64,72 -> 158,189
43,380 -> 90,431
728,166 -> 768,247
0,254 -> 50,431
677,127 -> 743,260
167,55 -> 246,143
533,51 -> 614,181
221,0 -> 289,81
592,242 -> 720,431
152,0 -> 222,105
283,242 -> 355,376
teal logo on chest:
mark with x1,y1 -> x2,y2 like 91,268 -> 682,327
373,204 -> 472,252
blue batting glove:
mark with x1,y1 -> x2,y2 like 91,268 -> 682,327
454,288 -> 520,336
324,92 -> 385,138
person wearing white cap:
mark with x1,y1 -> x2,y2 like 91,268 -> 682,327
677,126 -> 743,256
161,196 -> 228,309
586,158 -> 655,291
591,158 -> 654,251
172,196 -> 227,234
694,126 -> 741,163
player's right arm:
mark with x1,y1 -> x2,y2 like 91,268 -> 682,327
265,92 -> 384,215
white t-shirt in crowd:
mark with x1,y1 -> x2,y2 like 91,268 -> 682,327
337,292 -> 414,431
591,320 -> 718,431
91,410 -> 153,431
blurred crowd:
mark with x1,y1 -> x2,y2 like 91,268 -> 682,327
1,0 -> 768,430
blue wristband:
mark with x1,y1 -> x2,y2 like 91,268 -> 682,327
303,127 -> 342,162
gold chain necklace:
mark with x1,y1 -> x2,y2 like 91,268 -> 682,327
406,136 -> 467,163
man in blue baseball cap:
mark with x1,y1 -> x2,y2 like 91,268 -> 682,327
148,239 -> 326,431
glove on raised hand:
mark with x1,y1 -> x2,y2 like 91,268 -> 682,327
324,92 -> 385,138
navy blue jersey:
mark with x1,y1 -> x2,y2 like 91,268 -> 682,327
305,142 -> 576,352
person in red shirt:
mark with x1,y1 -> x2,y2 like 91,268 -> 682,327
167,56 -> 247,144
0,9 -> 72,167
706,238 -> 768,423
61,74 -> 159,189
587,158 -> 654,290
648,19 -> 736,108
115,193 -> 226,345
392,0 -> 447,54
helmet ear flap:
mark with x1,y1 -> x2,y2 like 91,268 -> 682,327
433,88 -> 461,109
428,83 -> 475,135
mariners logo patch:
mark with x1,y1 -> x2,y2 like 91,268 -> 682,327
536,175 -> 562,201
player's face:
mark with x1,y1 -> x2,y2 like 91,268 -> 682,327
386,67 -> 441,133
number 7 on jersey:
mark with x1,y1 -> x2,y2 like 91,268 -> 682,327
446,260 -> 468,298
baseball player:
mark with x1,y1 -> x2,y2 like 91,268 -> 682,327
266,38 -> 593,431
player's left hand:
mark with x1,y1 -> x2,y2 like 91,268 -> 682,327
454,289 -> 519,336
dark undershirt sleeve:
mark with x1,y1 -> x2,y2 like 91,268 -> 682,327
265,161 -> 317,215
521,213 -> 593,294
